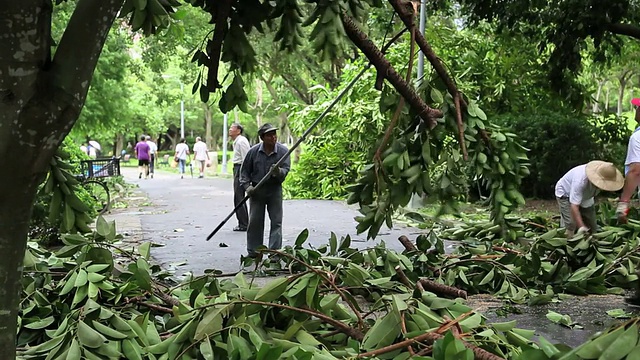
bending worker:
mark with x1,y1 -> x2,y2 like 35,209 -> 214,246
555,160 -> 624,236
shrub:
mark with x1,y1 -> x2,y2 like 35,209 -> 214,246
493,110 -> 630,199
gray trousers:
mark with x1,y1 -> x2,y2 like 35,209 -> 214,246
247,186 -> 283,256
556,197 -> 597,235
233,164 -> 248,228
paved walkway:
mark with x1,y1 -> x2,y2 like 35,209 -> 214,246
107,166 -> 421,276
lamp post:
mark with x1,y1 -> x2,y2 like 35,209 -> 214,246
222,113 -> 228,174
162,75 -> 185,139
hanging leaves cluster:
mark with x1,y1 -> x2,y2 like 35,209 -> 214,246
39,148 -> 96,234
119,0 -> 181,36
346,73 -> 530,239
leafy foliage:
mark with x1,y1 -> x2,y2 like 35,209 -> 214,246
286,63 -> 386,199
493,110 -> 630,198
17,211 -> 640,359
347,71 -> 530,238
452,0 -> 640,102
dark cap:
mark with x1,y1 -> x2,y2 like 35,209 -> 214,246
258,123 -> 278,136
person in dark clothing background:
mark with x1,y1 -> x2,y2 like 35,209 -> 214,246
239,123 -> 290,257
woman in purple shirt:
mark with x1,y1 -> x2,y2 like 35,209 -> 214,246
134,135 -> 151,179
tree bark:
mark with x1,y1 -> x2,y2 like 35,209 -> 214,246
607,23 -> 640,41
618,70 -> 633,117
593,79 -> 605,113
255,78 -> 264,127
203,103 -> 213,147
0,0 -> 123,356
340,13 -> 442,125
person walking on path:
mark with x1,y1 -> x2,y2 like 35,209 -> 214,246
146,135 -> 158,179
229,123 -> 250,231
174,138 -> 190,179
134,135 -> 151,179
192,136 -> 210,179
240,123 -> 290,257
555,160 -> 624,236
617,98 -> 640,223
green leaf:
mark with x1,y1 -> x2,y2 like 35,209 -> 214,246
430,88 -> 444,103
194,306 -> 226,340
77,321 -> 107,348
478,269 -> 495,285
24,316 -> 55,330
295,229 -> 309,247
255,277 -> 289,302
362,311 -> 401,350
492,320 -> 517,332
67,339 -> 82,360
607,309 -> 632,319
200,337 -> 214,360
96,216 -> 110,237
139,242 -> 151,259
256,343 -> 282,360
91,320 -> 128,340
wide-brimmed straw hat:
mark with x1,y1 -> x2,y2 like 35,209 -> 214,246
585,161 -> 624,192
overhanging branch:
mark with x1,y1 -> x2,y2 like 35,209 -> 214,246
607,23 -> 640,41
51,0 -> 123,106
341,13 -> 442,126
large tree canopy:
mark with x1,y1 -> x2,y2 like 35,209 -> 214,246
450,0 -> 640,101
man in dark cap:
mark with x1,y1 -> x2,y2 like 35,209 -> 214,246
239,123 -> 291,258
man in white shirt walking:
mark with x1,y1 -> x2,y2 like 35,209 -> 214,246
229,123 -> 250,231
555,160 -> 623,236
146,136 -> 158,179
193,136 -> 210,179
174,138 -> 190,179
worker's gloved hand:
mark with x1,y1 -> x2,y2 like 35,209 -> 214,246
576,226 -> 590,235
270,164 -> 282,178
246,186 -> 255,197
617,201 -> 630,223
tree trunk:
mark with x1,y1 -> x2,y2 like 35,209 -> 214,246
593,80 -> 605,113
255,78 -> 263,128
115,133 -> 124,156
618,77 -> 627,117
605,87 -> 610,112
0,0 -> 123,356
203,103 -> 213,147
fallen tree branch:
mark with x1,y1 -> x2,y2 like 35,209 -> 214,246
263,249 -> 365,330
387,0 -> 492,147
356,329 -> 505,359
139,301 -> 173,314
341,12 -> 442,126
454,92 -> 468,160
418,279 -> 467,299
398,235 -> 417,251
239,299 -> 364,341
395,265 -> 414,288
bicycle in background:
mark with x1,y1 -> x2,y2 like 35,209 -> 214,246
77,157 -> 121,214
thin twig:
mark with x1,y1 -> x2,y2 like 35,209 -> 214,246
240,299 -> 364,341
400,311 -> 415,356
139,302 -> 173,313
394,265 -> 414,289
454,92 -> 468,160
